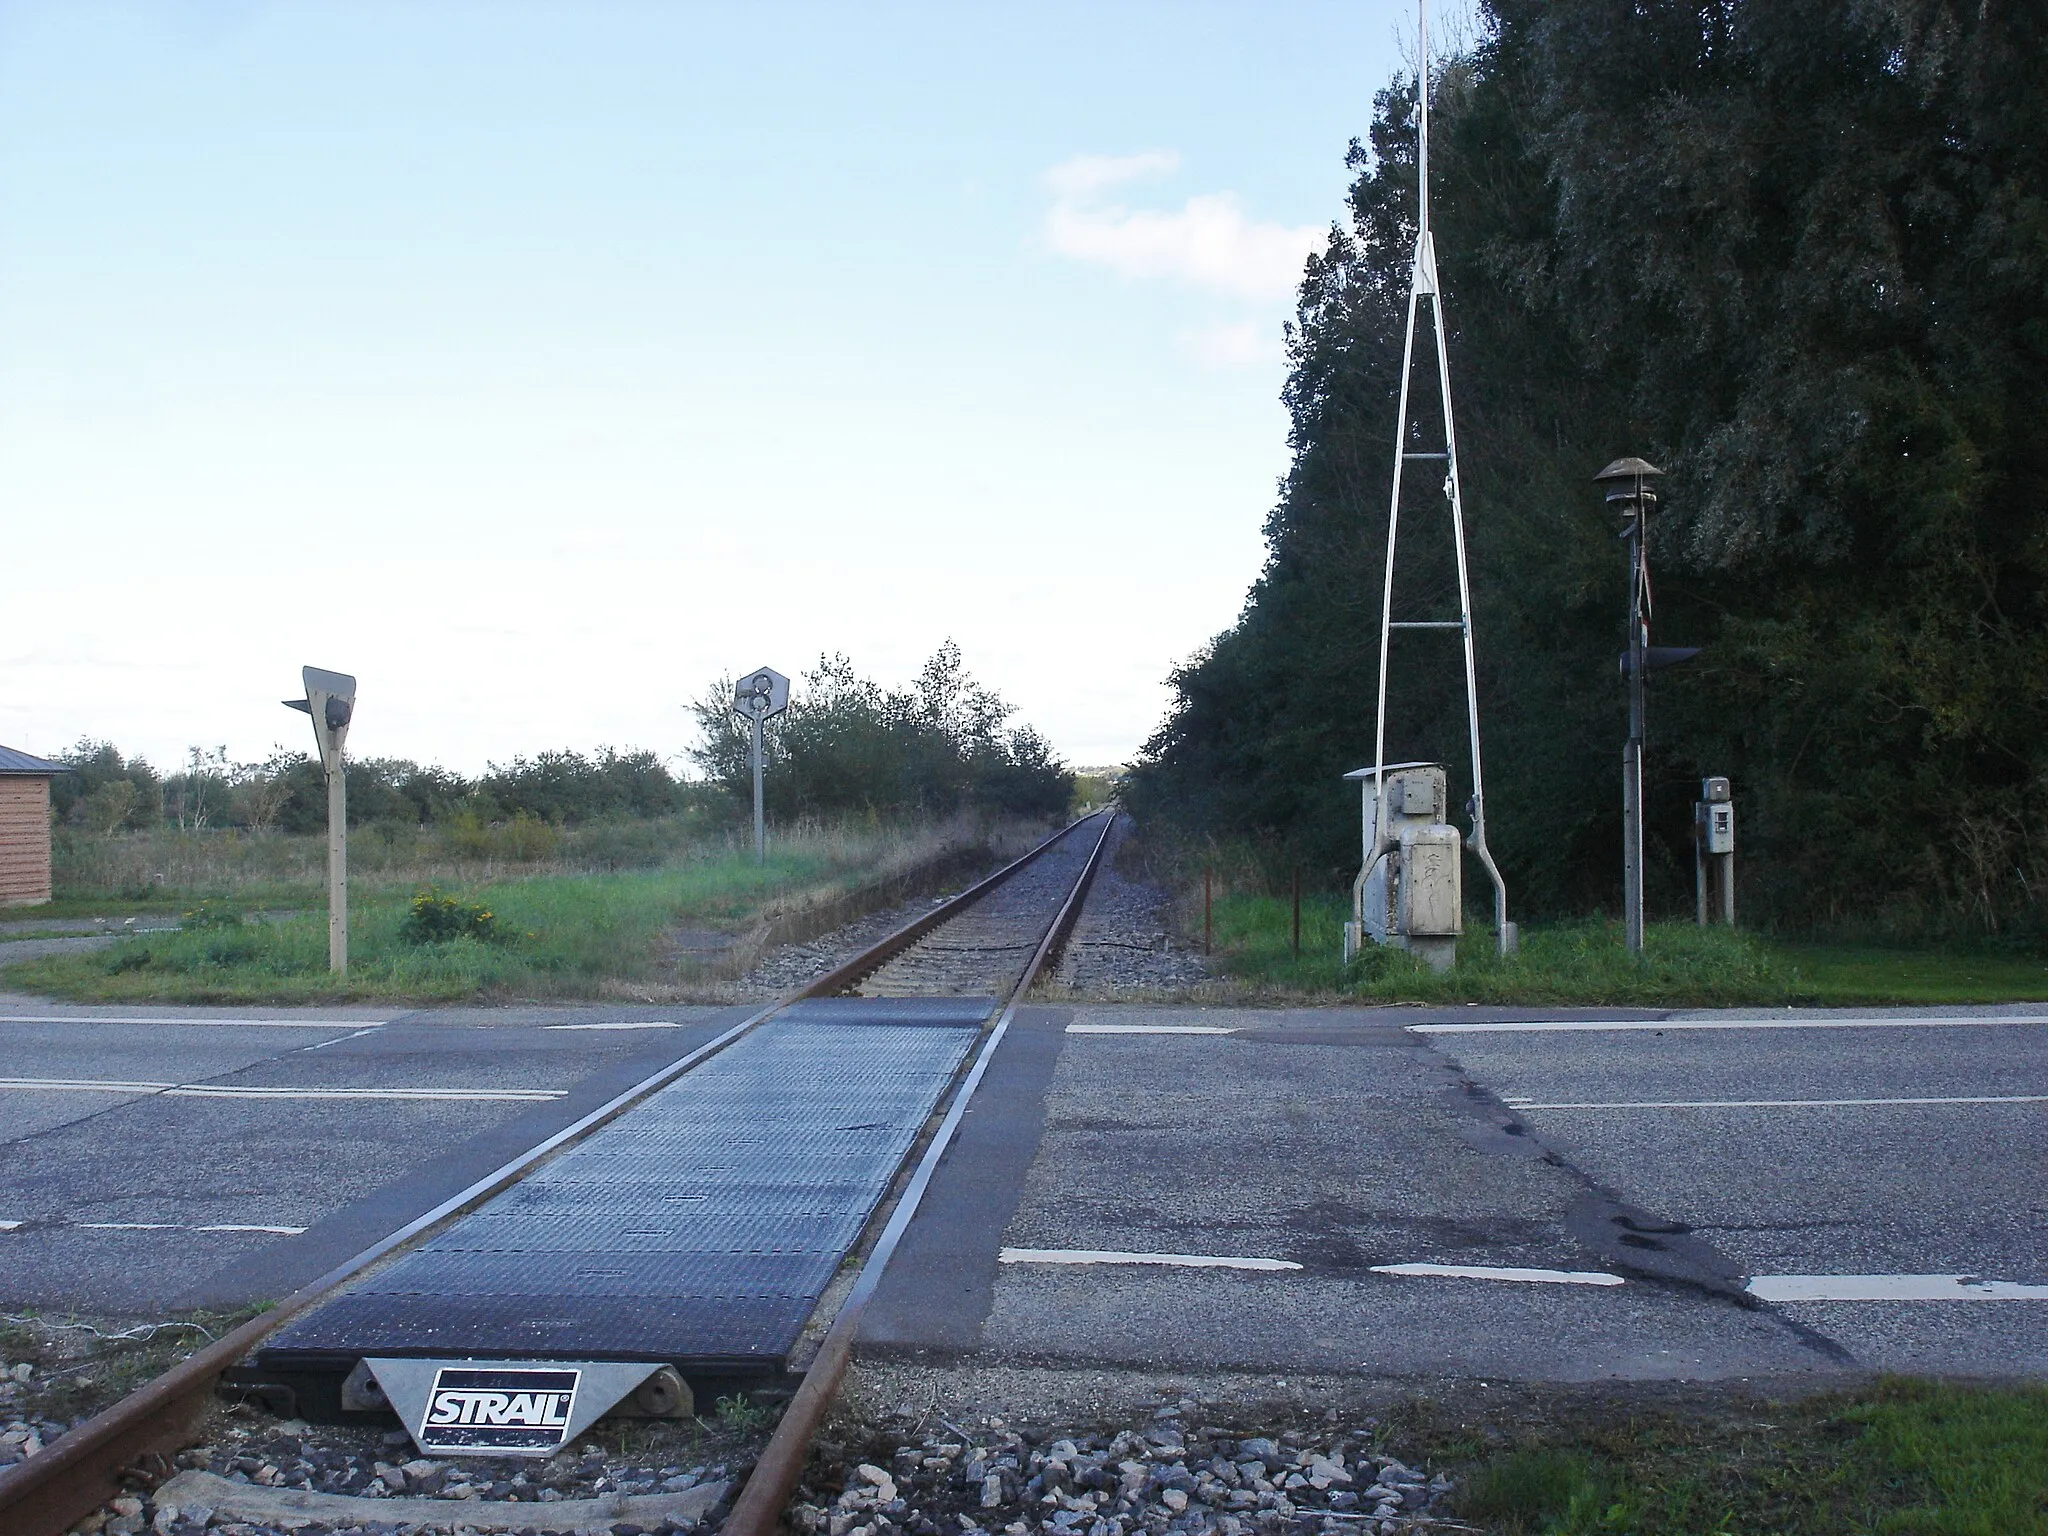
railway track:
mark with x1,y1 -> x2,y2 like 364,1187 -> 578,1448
0,808 -> 1118,1536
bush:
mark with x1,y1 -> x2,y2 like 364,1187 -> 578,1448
689,643 -> 1075,822
179,901 -> 243,930
398,891 -> 500,946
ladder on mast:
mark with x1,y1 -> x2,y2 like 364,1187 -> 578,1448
1368,0 -> 1514,956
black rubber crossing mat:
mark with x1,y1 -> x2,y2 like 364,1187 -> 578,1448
259,1002 -> 988,1370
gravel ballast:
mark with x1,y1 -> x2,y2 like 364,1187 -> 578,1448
788,1397 -> 1452,1536
46,1406 -> 754,1536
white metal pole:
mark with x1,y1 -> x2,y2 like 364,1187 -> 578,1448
1416,0 -> 1428,244
328,760 -> 348,977
1373,281 -> 1424,862
1428,259 -> 1512,955
1369,0 -> 1514,957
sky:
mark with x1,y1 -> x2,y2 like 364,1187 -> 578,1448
0,1 -> 1446,778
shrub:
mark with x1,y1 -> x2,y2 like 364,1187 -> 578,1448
180,901 -> 244,930
399,891 -> 500,946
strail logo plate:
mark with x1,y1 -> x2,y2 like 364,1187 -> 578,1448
419,1366 -> 580,1453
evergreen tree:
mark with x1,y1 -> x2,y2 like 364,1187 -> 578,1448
1131,0 -> 2048,933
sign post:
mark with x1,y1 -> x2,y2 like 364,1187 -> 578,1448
731,667 -> 790,864
285,666 -> 356,977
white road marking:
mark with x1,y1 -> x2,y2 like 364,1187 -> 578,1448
166,1085 -> 564,1101
999,1247 -> 1301,1271
0,1220 -> 19,1231
1371,1262 -> 1626,1286
1411,1016 -> 2048,1035
1507,1094 -> 2048,1111
76,1222 -> 308,1235
1748,1274 -> 2048,1302
0,1015 -> 385,1029
301,1026 -> 383,1051
1065,1024 -> 1238,1035
0,1076 -> 563,1103
544,1021 -> 683,1031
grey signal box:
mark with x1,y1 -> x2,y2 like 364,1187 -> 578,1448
1344,763 -> 1463,973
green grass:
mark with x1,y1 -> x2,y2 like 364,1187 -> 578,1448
1442,1380 -> 2048,1535
1198,892 -> 2048,1005
1776,941 -> 2048,1005
2,846 -> 889,1003
0,927 -> 130,942
11,895 -> 195,920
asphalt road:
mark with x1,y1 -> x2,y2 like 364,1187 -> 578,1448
866,1002 -> 2048,1382
5,991 -> 2042,1386
0,994 -> 749,1313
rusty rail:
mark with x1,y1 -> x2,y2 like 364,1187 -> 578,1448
0,809 -> 1113,1536
720,805 -> 1119,1536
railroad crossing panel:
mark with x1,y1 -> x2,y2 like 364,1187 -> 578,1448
257,998 -> 994,1384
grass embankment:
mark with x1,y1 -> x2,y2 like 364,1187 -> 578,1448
2,818 -> 987,1004
1427,1379 -> 2048,1535
1201,892 -> 2048,1006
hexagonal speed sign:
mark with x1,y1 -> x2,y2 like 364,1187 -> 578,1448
732,666 -> 790,719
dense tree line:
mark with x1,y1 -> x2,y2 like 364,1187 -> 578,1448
1129,0 -> 2047,935
689,643 -> 1075,821
49,644 -> 1074,836
49,741 -> 703,834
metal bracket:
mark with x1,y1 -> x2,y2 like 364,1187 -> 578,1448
360,1358 -> 685,1458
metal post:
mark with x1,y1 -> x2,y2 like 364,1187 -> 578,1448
1720,850 -> 1736,927
1623,498 -> 1646,954
1695,816 -> 1709,927
1367,0 -> 1513,960
327,762 -> 348,978
750,709 -> 766,866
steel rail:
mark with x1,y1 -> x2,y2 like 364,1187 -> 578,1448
799,813 -> 1097,997
720,805 -> 1120,1536
0,810 -> 1112,1536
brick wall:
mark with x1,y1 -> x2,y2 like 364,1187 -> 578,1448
0,775 -> 52,906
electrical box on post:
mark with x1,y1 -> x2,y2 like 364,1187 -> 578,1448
1400,823 -> 1462,936
1344,763 -> 1461,972
1693,775 -> 1736,926
1704,803 -> 1734,854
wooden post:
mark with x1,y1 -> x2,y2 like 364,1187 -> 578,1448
1291,867 -> 1301,958
327,762 -> 347,978
1203,868 -> 1212,956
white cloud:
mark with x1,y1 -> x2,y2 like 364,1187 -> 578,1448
1043,152 -> 1321,305
1042,149 -> 1181,199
